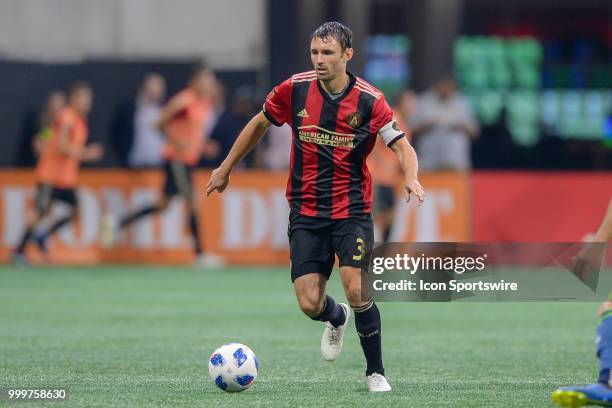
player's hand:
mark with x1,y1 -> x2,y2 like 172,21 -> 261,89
571,243 -> 605,280
206,167 -> 230,196
404,178 -> 425,205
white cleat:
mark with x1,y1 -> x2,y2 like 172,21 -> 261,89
320,303 -> 350,361
100,213 -> 118,248
195,254 -> 226,268
367,373 -> 392,392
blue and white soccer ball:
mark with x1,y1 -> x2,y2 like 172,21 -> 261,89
208,343 -> 259,393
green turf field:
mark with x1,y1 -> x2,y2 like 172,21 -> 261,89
0,266 -> 599,407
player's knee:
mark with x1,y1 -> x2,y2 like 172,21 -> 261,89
345,285 -> 363,305
299,303 -> 320,318
297,291 -> 324,317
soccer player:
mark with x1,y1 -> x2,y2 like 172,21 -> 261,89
106,66 -> 223,267
12,82 -> 103,264
206,22 -> 424,391
552,197 -> 612,407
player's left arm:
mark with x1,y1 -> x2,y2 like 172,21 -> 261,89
389,137 -> 424,205
374,97 -> 424,205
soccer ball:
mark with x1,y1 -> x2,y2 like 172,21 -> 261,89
208,343 -> 259,392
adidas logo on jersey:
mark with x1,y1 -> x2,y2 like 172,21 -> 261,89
298,108 -> 309,118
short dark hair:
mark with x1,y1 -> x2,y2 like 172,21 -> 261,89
311,21 -> 352,51
68,81 -> 91,96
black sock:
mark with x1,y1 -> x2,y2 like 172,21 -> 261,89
15,227 -> 34,254
311,295 -> 346,327
120,205 -> 161,228
189,210 -> 202,255
353,300 -> 384,376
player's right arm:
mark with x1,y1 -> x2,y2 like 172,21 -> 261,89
206,111 -> 271,195
206,79 -> 291,196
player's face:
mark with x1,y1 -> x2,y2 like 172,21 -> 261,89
310,37 -> 353,81
72,88 -> 93,115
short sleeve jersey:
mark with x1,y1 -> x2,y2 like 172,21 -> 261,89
35,107 -> 89,188
263,71 -> 404,219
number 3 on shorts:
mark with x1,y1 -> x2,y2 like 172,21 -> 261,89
353,237 -> 366,261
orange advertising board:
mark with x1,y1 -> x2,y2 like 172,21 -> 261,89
472,171 -> 612,241
0,170 -> 469,265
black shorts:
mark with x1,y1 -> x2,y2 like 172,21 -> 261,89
373,184 -> 396,213
163,160 -> 194,198
288,212 -> 374,282
35,184 -> 77,215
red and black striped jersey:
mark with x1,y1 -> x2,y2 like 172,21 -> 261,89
263,71 -> 404,219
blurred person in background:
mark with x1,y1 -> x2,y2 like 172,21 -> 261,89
200,79 -> 233,168
231,86 -> 261,168
16,90 -> 66,166
12,82 -> 103,265
411,76 -> 479,170
367,90 -> 416,242
104,66 -> 224,267
110,73 -> 166,168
